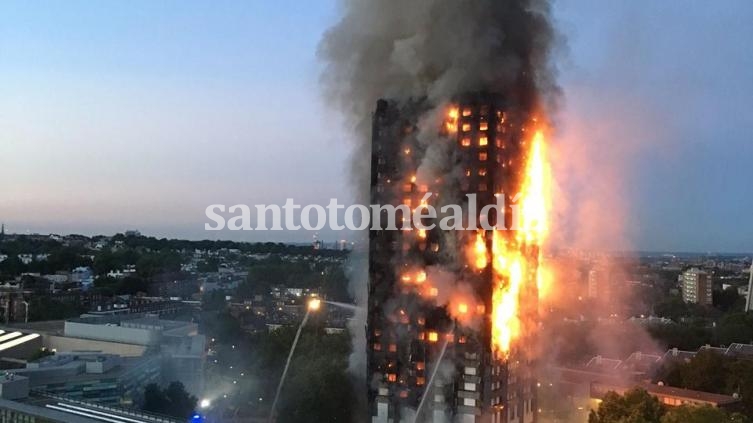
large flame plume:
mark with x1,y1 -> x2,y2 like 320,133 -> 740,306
489,129 -> 550,357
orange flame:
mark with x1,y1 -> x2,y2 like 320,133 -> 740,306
472,230 -> 488,270
489,129 -> 550,357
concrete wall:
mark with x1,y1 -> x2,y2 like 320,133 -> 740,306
42,335 -> 146,357
63,321 -> 161,346
0,376 -> 29,400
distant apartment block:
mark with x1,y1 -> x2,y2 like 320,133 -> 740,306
681,268 -> 713,305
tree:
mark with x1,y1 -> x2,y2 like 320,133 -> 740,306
142,383 -> 168,414
590,389 -> 750,423
201,290 -> 227,312
714,287 -> 744,313
142,382 -> 197,420
0,256 -> 26,277
164,382 -> 197,420
265,326 -> 355,423
669,350 -> 728,393
28,296 -> 86,321
661,405 -> 749,423
196,258 -> 219,273
588,389 -> 665,423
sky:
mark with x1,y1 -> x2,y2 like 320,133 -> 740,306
1,1 -> 752,253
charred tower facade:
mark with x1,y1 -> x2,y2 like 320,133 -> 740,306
367,94 -> 539,423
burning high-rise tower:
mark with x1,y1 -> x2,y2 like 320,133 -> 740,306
318,1 -> 558,421
367,93 -> 547,423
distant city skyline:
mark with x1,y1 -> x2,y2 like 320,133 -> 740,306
1,1 -> 752,252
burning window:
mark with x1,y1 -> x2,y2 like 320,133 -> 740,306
373,343 -> 382,351
402,183 -> 412,193
431,243 -> 439,252
461,137 -> 471,147
479,168 -> 487,176
416,271 -> 427,283
416,362 -> 425,371
387,374 -> 397,383
419,184 -> 429,193
403,198 -> 412,207
388,343 -> 397,352
462,123 -> 472,132
399,390 -> 409,399
465,168 -> 472,177
428,331 -> 439,342
416,377 -> 425,386
462,107 -> 472,117
479,136 -> 488,146
496,138 -> 503,148
417,317 -> 426,325
479,121 -> 488,131
458,336 -> 467,344
479,152 -> 488,161
418,332 -> 425,340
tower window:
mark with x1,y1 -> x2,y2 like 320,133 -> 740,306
462,108 -> 472,117
462,123 -> 472,132
479,136 -> 488,146
461,137 -> 471,147
479,152 -> 488,161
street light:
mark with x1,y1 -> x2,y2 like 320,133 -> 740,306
307,298 -> 321,312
